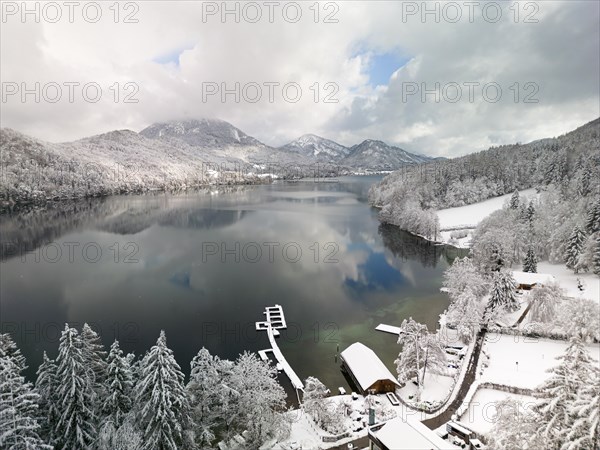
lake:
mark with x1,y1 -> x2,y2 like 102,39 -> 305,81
0,176 -> 464,398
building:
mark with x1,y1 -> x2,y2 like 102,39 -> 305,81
340,342 -> 400,395
368,417 -> 455,450
511,271 -> 555,290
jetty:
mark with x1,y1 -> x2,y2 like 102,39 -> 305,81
375,323 -> 402,335
256,304 -> 304,392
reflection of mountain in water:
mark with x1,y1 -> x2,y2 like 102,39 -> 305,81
379,224 -> 464,267
1,186 -> 250,261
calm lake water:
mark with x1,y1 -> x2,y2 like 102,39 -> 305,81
0,176 -> 464,397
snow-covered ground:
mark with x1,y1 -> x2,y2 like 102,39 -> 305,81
534,261 -> 600,304
458,388 -> 537,435
398,373 -> 455,405
479,333 -> 600,390
436,189 -> 537,247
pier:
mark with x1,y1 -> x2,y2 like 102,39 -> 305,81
256,304 -> 304,391
375,323 -> 402,335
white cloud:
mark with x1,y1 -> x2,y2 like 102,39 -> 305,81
1,1 -> 598,157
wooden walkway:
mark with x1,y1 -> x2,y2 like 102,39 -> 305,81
256,304 -> 304,391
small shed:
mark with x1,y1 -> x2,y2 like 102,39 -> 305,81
340,342 -> 400,395
512,271 -> 555,290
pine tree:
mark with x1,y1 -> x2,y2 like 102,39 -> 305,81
54,325 -> 97,449
523,245 -> 538,273
81,323 -> 108,387
34,352 -> 60,444
0,334 -> 27,373
535,336 -> 596,448
586,198 -> 600,234
484,270 -> 519,322
527,200 -> 536,222
186,348 -> 222,447
135,331 -> 193,450
510,190 -> 520,209
0,355 -> 51,449
565,225 -> 587,273
102,340 -> 134,429
565,366 -> 600,450
593,234 -> 600,276
445,288 -> 484,343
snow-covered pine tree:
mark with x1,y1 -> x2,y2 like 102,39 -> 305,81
102,340 -> 133,429
81,323 -> 108,386
510,190 -> 520,209
565,225 -> 587,273
135,330 -> 193,450
586,198 -> 600,234
534,336 -> 596,448
594,234 -> 600,276
0,334 -> 27,373
523,245 -> 538,273
486,398 -> 545,450
186,347 -> 222,447
484,270 -> 519,322
54,325 -> 97,449
34,352 -> 60,444
527,200 -> 536,222
0,355 -> 52,449
564,365 -> 599,450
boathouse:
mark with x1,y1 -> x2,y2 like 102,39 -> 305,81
340,342 -> 400,395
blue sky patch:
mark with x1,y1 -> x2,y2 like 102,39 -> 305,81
367,52 -> 411,87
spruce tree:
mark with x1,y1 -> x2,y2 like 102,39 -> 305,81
593,234 -> 600,276
0,334 -> 27,373
34,352 -> 60,444
509,190 -> 520,209
102,340 -> 134,429
535,336 -> 596,448
527,200 -> 536,222
587,198 -> 600,234
484,270 -> 519,322
81,323 -> 108,386
135,331 -> 193,450
54,325 -> 97,449
565,225 -> 587,273
523,245 -> 538,273
0,355 -> 51,449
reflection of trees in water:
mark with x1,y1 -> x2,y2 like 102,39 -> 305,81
0,186 -> 249,261
379,224 -> 466,268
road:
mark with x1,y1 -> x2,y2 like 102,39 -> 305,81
422,329 -> 487,430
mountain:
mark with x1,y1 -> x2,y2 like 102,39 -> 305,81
1,118 -> 440,206
140,118 -> 263,148
342,139 -> 432,171
279,134 -> 351,162
140,119 -> 303,166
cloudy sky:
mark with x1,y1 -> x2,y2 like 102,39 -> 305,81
1,0 -> 598,157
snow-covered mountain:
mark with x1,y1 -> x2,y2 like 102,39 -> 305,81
342,139 -> 432,171
1,118 -> 438,206
140,118 -> 263,148
279,134 -> 351,162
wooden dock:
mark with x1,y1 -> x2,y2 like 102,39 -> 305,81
256,304 -> 304,391
375,323 -> 402,335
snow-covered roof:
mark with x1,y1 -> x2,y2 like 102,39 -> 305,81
512,271 -> 555,286
370,417 -> 455,450
340,342 -> 400,392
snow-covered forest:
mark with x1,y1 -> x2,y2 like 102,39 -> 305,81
0,327 -> 289,450
369,118 -> 600,243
